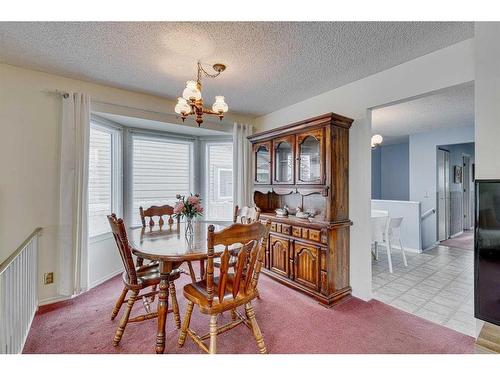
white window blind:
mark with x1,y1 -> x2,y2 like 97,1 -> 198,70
88,126 -> 112,237
132,136 -> 193,224
206,143 -> 233,220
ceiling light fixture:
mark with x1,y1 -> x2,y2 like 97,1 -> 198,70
371,134 -> 383,149
174,61 -> 229,127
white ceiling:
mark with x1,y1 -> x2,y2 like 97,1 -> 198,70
0,22 -> 473,116
94,112 -> 229,136
371,82 -> 474,145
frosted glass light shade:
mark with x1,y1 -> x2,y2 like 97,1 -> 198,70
371,134 -> 383,148
175,97 -> 191,115
182,80 -> 201,101
212,96 -> 229,113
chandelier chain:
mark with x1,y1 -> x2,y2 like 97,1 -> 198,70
197,61 -> 222,81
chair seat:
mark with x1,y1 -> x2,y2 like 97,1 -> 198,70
122,263 -> 181,288
183,275 -> 255,314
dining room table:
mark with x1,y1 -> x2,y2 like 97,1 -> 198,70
129,220 -> 233,354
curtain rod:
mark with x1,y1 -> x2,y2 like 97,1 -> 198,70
43,89 -> 70,98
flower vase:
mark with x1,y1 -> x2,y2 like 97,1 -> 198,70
185,217 -> 194,237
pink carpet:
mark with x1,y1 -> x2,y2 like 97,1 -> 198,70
23,274 -> 475,354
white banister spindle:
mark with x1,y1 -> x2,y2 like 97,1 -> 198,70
0,229 -> 40,354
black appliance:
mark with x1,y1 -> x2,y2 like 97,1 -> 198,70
475,179 -> 500,325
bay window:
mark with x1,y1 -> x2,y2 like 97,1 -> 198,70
88,122 -> 122,238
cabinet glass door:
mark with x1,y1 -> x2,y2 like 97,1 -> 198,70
299,136 -> 321,182
274,139 -> 293,183
297,129 -> 324,184
255,144 -> 271,184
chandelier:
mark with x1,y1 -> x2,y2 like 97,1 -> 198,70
174,61 -> 229,127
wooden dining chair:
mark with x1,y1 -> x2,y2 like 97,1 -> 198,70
140,204 -> 197,283
178,220 -> 271,354
214,205 -> 263,300
233,205 -> 261,224
214,205 -> 261,269
107,214 -> 182,347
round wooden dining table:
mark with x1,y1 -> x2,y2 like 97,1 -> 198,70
129,221 -> 232,354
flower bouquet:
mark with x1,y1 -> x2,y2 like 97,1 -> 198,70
173,193 -> 204,237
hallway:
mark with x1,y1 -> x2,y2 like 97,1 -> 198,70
440,231 -> 474,251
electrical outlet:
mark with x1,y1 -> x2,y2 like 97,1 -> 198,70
44,272 -> 54,285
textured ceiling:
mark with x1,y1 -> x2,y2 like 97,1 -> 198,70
371,82 -> 474,145
0,22 -> 473,116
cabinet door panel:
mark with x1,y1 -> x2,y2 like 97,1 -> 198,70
296,128 -> 325,185
270,235 -> 289,277
273,135 -> 295,184
293,241 -> 320,290
253,141 -> 271,184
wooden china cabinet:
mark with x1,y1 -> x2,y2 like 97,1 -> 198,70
248,113 -> 353,306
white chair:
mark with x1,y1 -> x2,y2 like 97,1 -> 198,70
371,215 -> 388,261
387,217 -> 408,268
371,216 -> 408,273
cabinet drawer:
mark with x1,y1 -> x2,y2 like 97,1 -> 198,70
292,226 -> 302,237
270,222 -> 277,232
309,229 -> 321,242
281,224 -> 291,235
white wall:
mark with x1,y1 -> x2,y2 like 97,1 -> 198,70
0,63 -> 254,304
255,39 -> 474,301
88,238 -> 123,290
475,23 -> 500,179
409,126 -> 474,249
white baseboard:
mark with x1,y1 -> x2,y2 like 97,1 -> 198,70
450,231 -> 464,238
39,269 -> 122,307
88,268 -> 123,290
38,294 -> 71,306
374,243 -> 422,254
391,245 -> 421,254
423,242 -> 440,252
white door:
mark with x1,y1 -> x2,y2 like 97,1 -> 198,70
437,149 -> 450,241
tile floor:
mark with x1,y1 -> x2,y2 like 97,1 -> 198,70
372,239 -> 475,337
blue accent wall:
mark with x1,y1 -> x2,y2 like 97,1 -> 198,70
380,143 -> 410,201
371,142 -> 409,200
371,147 -> 381,199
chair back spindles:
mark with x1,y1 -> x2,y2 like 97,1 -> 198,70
108,214 -> 138,285
217,247 -> 231,302
206,221 -> 271,306
140,205 -> 178,229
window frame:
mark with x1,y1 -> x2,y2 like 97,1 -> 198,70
204,141 -> 234,222
216,167 -> 233,200
88,121 -> 123,242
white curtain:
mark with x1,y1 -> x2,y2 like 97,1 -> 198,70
233,122 -> 253,208
58,93 -> 90,297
